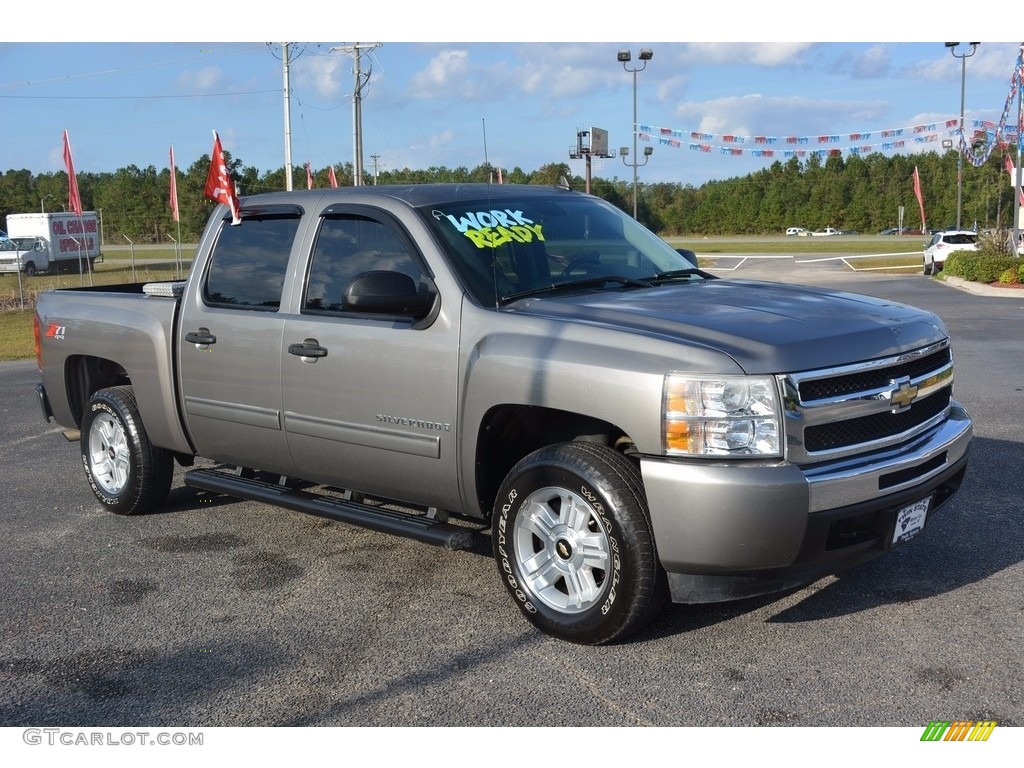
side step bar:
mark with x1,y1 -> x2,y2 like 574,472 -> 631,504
184,468 -> 486,551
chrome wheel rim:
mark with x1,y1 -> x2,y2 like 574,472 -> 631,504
88,412 -> 130,495
513,486 -> 611,614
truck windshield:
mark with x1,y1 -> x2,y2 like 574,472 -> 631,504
419,193 -> 701,306
1,238 -> 39,251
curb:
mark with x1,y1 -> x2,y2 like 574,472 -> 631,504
939,275 -> 1024,298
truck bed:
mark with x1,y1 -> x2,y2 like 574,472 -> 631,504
36,282 -> 192,454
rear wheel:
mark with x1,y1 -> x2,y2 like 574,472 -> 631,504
492,442 -> 667,645
923,255 -> 933,275
81,386 -> 173,515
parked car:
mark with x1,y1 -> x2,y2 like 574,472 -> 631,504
0,229 -> 8,242
923,230 -> 978,275
785,227 -> 807,236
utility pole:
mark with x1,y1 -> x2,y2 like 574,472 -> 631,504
332,43 -> 382,186
370,153 -> 383,184
282,43 -> 294,191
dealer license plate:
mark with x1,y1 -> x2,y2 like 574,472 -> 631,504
891,496 -> 932,546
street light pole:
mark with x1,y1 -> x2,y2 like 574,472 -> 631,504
618,48 -> 653,219
945,42 -> 980,231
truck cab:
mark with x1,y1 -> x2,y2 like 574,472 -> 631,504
0,236 -> 49,276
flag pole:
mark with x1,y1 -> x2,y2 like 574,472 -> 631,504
1014,44 -> 1023,256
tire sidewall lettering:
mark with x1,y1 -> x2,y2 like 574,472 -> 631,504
579,483 -> 621,615
497,470 -> 624,626
84,401 -> 129,506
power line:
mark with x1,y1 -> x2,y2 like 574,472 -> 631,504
0,90 -> 279,101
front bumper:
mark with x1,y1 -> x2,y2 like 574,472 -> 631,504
640,403 -> 972,603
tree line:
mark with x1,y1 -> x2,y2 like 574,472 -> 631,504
1,147 -> 1019,244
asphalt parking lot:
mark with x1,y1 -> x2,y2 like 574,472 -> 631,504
1,258 -> 1021,737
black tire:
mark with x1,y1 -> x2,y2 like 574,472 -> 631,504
492,442 -> 667,645
923,257 -> 932,276
23,261 -> 36,277
81,386 -> 173,515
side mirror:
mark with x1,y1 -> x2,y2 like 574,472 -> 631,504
675,248 -> 699,268
343,270 -> 435,318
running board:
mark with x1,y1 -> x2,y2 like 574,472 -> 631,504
184,468 -> 484,551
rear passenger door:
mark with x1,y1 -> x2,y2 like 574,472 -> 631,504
281,207 -> 461,510
178,206 -> 303,476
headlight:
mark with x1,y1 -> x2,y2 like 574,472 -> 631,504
663,374 -> 782,457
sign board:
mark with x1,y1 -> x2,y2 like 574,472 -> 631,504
590,127 -> 609,157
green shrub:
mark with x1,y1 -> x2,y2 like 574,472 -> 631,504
998,267 -> 1019,284
943,250 -> 1022,283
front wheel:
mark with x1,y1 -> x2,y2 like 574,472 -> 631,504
23,262 -> 36,277
81,386 -> 173,515
492,442 -> 667,645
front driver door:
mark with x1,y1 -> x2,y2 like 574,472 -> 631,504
281,208 -> 461,511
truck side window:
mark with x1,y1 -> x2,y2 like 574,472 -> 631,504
304,215 -> 427,314
203,215 -> 300,309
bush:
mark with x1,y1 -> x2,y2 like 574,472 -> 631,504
998,267 -> 1020,284
943,250 -> 1022,283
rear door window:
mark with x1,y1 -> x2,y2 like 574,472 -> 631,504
203,211 -> 302,309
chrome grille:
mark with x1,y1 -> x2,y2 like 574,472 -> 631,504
782,341 -> 954,464
798,347 -> 951,401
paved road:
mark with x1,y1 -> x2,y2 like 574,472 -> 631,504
1,260 -> 1021,736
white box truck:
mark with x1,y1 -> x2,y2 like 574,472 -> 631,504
0,211 -> 102,276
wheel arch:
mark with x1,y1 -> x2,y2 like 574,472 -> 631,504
473,403 -> 636,519
64,354 -> 130,428
62,354 -> 194,458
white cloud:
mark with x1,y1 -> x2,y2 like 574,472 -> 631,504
850,45 -> 891,79
174,66 -> 225,93
675,94 -> 891,137
682,43 -> 817,68
409,49 -> 473,98
295,53 -> 348,100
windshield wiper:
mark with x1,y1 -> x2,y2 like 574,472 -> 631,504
500,275 -> 652,304
647,268 -> 717,282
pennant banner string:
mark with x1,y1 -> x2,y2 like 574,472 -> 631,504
632,47 -> 1024,166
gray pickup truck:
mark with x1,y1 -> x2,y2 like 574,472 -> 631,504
34,184 -> 972,644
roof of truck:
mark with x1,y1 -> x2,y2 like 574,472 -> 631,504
236,183 -> 585,210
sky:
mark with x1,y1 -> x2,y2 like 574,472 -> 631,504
1,6 -> 1022,191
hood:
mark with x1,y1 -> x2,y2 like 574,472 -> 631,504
505,279 -> 948,374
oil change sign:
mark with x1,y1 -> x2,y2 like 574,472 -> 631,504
442,209 -> 545,249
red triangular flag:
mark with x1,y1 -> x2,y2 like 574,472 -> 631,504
203,130 -> 241,225
63,130 -> 83,216
169,145 -> 180,223
912,166 -> 927,233
328,165 -> 338,188
306,162 -> 314,190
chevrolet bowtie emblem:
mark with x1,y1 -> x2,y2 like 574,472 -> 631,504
888,378 -> 919,411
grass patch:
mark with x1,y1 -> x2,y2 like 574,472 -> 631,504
665,235 -> 927,256
0,310 -> 35,361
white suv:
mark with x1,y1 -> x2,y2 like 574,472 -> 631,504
923,230 -> 977,275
